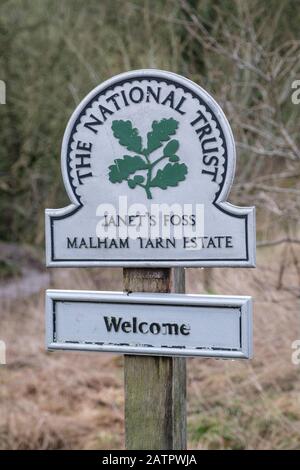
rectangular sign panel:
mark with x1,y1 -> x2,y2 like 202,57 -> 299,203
46,290 -> 252,359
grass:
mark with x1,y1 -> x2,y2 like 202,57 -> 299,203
1,246 -> 300,449
188,393 -> 300,450
0,260 -> 21,281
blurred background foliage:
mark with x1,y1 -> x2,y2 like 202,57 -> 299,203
0,0 -> 299,245
1,0 -> 300,451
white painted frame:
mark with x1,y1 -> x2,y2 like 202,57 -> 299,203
45,69 -> 256,268
46,290 -> 253,359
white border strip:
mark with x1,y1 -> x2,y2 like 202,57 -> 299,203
45,290 -> 253,359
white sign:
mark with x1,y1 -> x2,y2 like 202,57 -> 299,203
45,69 -> 255,267
46,290 -> 253,359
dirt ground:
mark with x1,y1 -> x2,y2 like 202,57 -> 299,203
1,246 -> 300,450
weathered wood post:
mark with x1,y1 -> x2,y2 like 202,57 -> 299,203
123,268 -> 186,450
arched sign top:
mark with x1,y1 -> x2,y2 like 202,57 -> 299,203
46,69 -> 255,267
62,70 -> 235,206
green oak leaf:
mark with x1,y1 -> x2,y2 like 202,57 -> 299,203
133,175 -> 145,184
128,179 -> 136,189
108,155 -> 148,183
151,162 -> 188,189
146,118 -> 178,155
112,120 -> 143,153
169,155 -> 180,162
163,139 -> 179,156
128,174 -> 145,189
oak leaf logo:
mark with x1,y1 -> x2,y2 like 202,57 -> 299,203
108,118 -> 188,199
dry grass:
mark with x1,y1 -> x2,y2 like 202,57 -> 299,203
1,247 -> 300,450
186,247 -> 300,449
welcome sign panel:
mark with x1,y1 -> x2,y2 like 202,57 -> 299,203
46,291 -> 253,359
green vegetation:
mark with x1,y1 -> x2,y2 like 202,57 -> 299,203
0,0 -> 299,243
0,259 -> 21,280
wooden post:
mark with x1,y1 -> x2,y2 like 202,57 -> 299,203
123,267 -> 186,450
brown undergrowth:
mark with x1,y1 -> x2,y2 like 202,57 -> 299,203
0,247 -> 300,449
